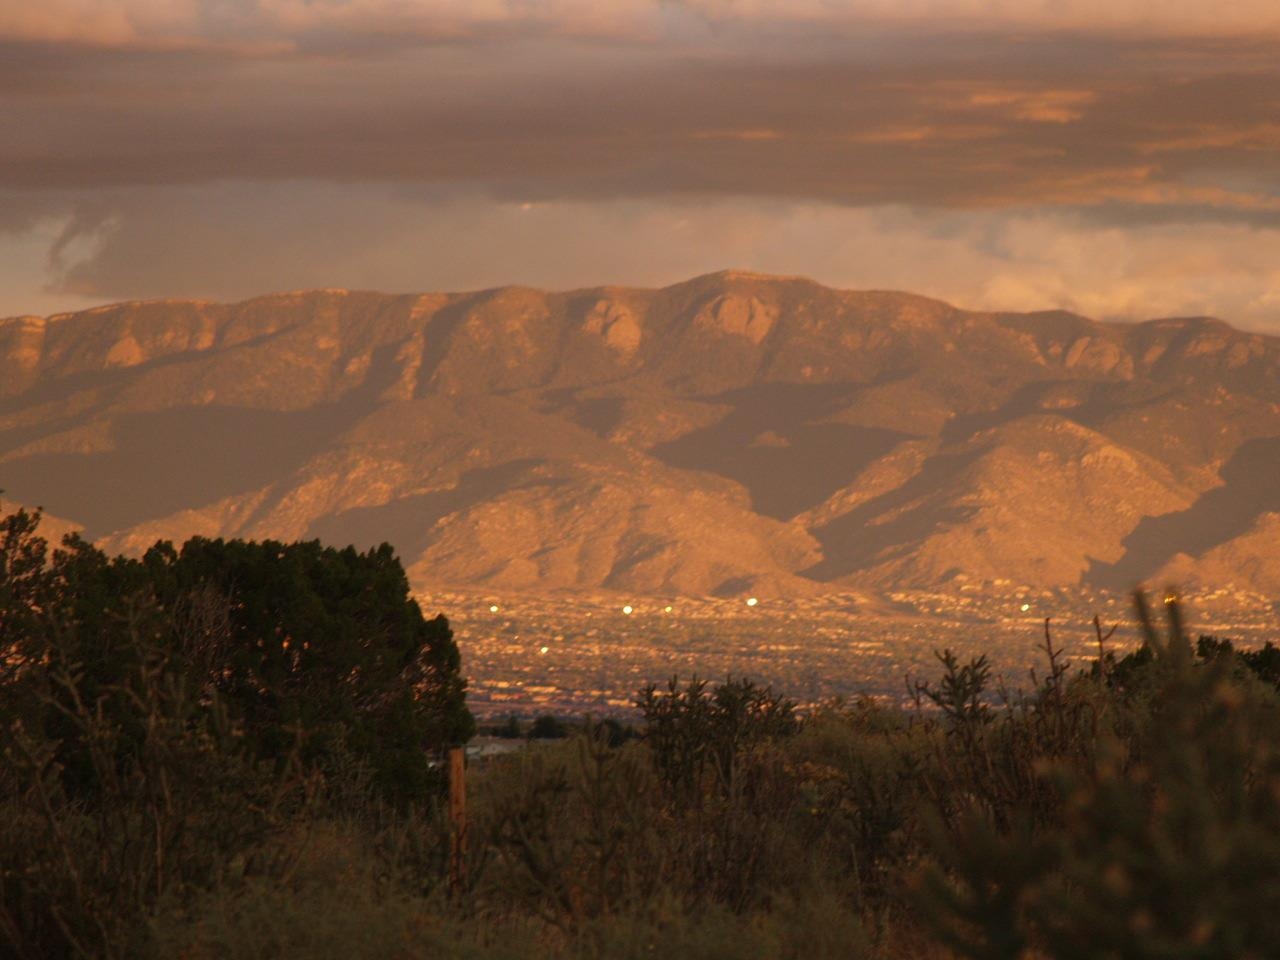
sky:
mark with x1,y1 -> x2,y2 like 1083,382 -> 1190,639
3,1 -> 1280,330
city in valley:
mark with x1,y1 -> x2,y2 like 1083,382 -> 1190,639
427,583 -> 1280,720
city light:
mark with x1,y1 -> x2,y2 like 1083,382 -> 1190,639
454,587 -> 1272,726
538,646 -> 549,655
622,605 -> 634,615
664,605 -> 673,613
1020,603 -> 1030,612
489,604 -> 499,613
746,597 -> 759,607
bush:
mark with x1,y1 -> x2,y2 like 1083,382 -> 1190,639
529,715 -> 570,740
918,594 -> 1280,958
637,675 -> 797,798
0,506 -> 473,958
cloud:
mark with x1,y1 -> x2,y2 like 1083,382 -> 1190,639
7,182 -> 1280,334
675,1 -> 1280,36
935,87 -> 1098,124
1136,123 -> 1280,155
5,1 -> 1280,50
3,7 -> 1279,325
3,32 -> 1278,228
0,1 -> 685,52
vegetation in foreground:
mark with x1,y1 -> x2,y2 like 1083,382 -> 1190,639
3,506 -> 1280,959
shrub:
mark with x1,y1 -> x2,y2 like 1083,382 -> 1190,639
529,715 -> 570,740
0,506 -> 474,958
918,593 -> 1280,958
637,675 -> 797,798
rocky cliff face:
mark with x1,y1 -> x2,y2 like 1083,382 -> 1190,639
2,272 -> 1277,597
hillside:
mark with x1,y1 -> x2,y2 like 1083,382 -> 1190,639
2,272 -> 1278,597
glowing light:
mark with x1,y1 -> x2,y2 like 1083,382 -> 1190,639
622,605 -> 633,615
1020,603 -> 1031,612
1164,592 -> 1179,605
489,604 -> 499,613
664,605 -> 673,613
746,597 -> 759,607
539,646 -> 549,655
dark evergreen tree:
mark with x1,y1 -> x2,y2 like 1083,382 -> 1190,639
0,506 -> 473,804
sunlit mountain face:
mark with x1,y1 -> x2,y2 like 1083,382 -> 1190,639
3,272 -> 1277,599
3,3 -> 1279,600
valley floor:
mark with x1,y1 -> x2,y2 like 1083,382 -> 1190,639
427,585 -> 1280,719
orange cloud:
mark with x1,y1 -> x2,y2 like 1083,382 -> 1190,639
924,85 -> 1099,123
692,129 -> 785,142
1137,123 -> 1280,154
843,124 -> 1001,144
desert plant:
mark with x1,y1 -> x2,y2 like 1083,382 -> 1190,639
637,675 -> 797,799
481,724 -> 665,931
918,592 -> 1280,958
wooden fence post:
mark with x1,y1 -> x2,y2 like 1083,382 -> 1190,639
448,746 -> 467,893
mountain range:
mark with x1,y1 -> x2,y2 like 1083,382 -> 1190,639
2,271 -> 1277,599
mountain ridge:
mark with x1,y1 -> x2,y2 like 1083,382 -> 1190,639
2,272 -> 1277,598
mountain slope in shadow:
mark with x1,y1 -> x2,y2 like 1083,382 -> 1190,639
1087,435 -> 1280,590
